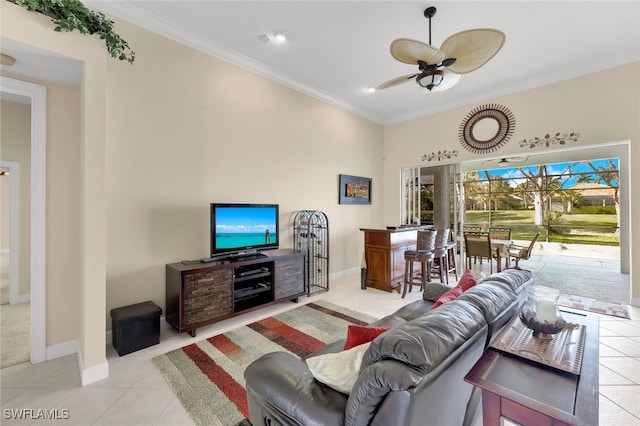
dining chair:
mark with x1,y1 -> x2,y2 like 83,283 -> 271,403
489,227 -> 512,267
508,232 -> 541,269
463,231 -> 497,274
463,225 -> 482,233
489,227 -> 512,241
402,230 -> 437,298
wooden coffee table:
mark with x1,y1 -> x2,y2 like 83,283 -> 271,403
465,309 -> 599,426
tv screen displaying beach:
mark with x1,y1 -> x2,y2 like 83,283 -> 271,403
215,206 -> 278,249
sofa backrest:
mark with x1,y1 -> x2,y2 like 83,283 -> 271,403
457,269 -> 533,346
361,299 -> 486,372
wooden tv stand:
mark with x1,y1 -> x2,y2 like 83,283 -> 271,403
165,249 -> 306,337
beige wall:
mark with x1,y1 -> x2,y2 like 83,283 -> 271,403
0,100 -> 31,296
104,20 -> 384,324
384,62 -> 639,303
46,84 -> 82,345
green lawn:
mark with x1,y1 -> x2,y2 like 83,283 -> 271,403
464,210 -> 619,246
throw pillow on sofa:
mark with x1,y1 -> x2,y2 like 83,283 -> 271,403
432,285 -> 463,309
306,341 -> 371,394
344,324 -> 392,350
458,269 -> 478,291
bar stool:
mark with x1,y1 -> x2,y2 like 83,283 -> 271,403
432,229 -> 450,284
446,230 -> 458,282
402,230 -> 436,298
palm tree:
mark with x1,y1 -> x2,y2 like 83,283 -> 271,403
558,189 -> 582,214
517,164 -> 574,226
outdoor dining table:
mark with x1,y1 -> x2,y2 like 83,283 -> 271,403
491,239 -> 512,272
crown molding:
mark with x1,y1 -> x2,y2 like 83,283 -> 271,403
88,1 -> 383,124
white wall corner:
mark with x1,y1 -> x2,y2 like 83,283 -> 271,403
77,347 -> 109,386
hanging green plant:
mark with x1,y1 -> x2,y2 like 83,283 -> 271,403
7,0 -> 135,63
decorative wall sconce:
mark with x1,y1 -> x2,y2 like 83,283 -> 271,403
520,132 -> 580,149
421,150 -> 459,162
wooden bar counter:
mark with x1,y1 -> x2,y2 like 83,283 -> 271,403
360,226 -> 432,292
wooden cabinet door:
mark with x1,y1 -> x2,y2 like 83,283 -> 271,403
273,254 -> 305,300
182,268 -> 233,327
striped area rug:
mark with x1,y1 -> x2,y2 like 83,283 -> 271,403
153,300 -> 376,426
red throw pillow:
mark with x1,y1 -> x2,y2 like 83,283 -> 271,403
432,285 -> 463,309
343,325 -> 392,350
458,269 -> 478,291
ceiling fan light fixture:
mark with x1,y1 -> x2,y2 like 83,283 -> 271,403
378,6 -> 505,93
417,69 -> 444,91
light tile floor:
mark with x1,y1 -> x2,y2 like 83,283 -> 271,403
1,250 -> 638,425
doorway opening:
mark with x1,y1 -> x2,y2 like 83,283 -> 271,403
0,76 -> 47,366
401,143 -> 630,304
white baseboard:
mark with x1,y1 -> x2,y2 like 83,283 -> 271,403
46,339 -> 79,360
329,267 -> 359,281
77,346 -> 109,386
630,297 -> 640,308
46,340 -> 109,386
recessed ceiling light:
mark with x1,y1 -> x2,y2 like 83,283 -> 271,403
273,30 -> 287,43
258,34 -> 272,43
365,86 -> 376,93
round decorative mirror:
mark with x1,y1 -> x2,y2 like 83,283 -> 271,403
459,104 -> 515,153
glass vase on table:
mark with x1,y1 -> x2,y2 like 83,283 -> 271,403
519,285 -> 565,340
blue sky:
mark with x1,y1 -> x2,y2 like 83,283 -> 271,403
215,206 -> 277,233
478,158 -> 619,189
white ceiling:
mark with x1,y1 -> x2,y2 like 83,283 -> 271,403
89,1 -> 640,125
2,1 -> 639,125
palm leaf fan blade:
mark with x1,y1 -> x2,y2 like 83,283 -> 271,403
390,38 -> 445,65
377,74 -> 419,89
440,29 -> 505,74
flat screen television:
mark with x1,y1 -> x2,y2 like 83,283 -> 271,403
210,203 -> 279,258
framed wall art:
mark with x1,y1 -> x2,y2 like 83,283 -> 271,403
338,174 -> 372,205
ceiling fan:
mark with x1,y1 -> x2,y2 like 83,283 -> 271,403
482,156 -> 529,167
377,6 -> 505,92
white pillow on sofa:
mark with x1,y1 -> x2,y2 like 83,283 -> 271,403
306,342 -> 371,394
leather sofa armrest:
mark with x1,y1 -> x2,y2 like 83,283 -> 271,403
345,359 -> 423,426
244,351 -> 347,426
